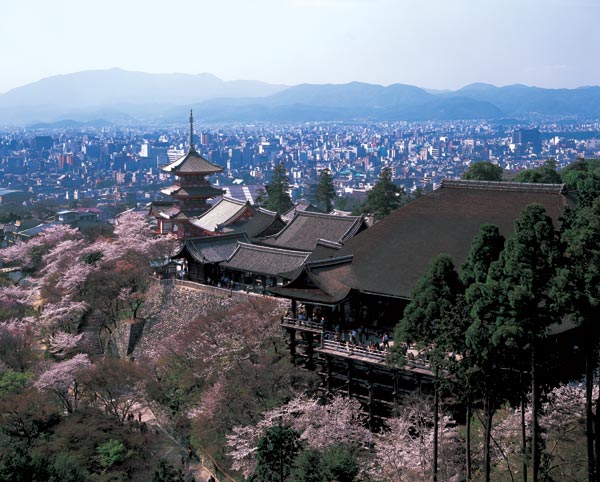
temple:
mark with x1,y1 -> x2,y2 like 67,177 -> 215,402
270,180 -> 576,420
150,110 -> 224,238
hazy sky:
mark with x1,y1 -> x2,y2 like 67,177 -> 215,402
1,0 -> 598,94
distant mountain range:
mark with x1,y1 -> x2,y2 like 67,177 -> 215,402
1,68 -> 600,126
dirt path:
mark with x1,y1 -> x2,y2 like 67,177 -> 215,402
131,401 -> 216,482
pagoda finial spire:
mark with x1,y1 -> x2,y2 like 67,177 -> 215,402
189,109 -> 195,152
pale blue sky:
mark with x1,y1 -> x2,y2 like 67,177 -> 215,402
1,0 -> 598,93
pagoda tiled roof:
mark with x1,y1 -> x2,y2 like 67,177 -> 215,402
261,211 -> 367,252
150,202 -> 181,219
160,185 -> 224,198
161,149 -> 223,175
222,242 -> 309,278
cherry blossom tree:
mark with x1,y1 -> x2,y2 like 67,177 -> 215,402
79,358 -> 148,423
0,322 -> 37,371
157,297 -> 283,380
226,394 -> 371,478
491,384 -> 590,481
0,224 -> 80,272
46,332 -> 85,360
36,300 -> 89,335
368,397 -> 462,482
34,353 -> 91,413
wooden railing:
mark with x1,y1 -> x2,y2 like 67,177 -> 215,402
281,315 -> 325,331
320,339 -> 389,363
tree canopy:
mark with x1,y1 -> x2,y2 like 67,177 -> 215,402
514,159 -> 562,184
262,163 -> 294,213
462,161 -> 503,181
361,167 -> 404,221
315,169 -> 336,213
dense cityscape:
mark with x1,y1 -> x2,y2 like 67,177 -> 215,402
1,119 -> 600,227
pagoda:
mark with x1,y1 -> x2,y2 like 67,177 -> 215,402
151,111 -> 224,238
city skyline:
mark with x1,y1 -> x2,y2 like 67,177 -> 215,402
1,0 -> 598,94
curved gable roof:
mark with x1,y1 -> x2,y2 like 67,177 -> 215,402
263,211 -> 366,251
190,196 -> 250,232
222,242 -> 309,278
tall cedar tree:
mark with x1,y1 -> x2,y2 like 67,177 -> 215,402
554,197 -> 600,482
362,167 -> 404,221
315,169 -> 336,213
395,254 -> 463,482
461,161 -> 504,181
263,163 -> 293,214
459,224 -> 505,481
468,204 -> 558,482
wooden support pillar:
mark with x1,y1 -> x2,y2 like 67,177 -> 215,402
306,332 -> 314,368
367,365 -> 374,431
393,369 -> 399,413
289,328 -> 296,365
325,356 -> 332,393
291,299 -> 298,319
347,359 -> 352,397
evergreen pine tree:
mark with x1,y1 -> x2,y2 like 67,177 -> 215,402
362,167 -> 404,221
315,169 -> 336,213
263,163 -> 293,214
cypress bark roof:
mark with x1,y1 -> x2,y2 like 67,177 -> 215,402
270,256 -> 354,304
262,211 -> 367,251
221,243 -> 309,278
225,208 -> 285,239
275,180 -> 574,302
281,200 -> 323,222
174,233 -> 250,263
337,179 -> 573,299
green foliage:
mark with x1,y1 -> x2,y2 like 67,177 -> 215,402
263,163 -> 294,213
96,439 -> 131,469
362,167 -> 404,221
253,425 -> 302,482
81,251 -> 104,266
334,195 -> 363,214
146,360 -> 202,416
0,447 -> 91,482
290,444 -> 360,482
0,370 -> 30,398
561,158 -> 600,208
462,161 -> 504,181
461,224 -> 505,286
150,460 -> 185,482
514,159 -> 562,184
396,254 -> 463,348
315,169 -> 336,213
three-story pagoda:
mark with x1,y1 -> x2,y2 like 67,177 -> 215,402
151,111 -> 223,238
